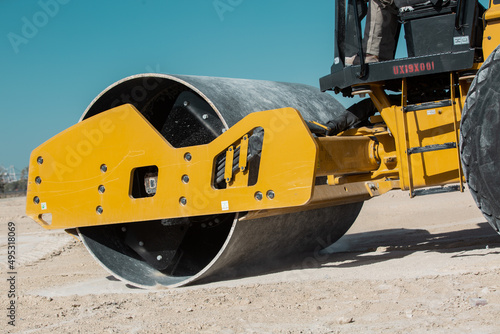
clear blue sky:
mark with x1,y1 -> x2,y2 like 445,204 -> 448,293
0,0 -> 490,173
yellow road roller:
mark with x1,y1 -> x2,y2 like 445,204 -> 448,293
26,0 -> 500,287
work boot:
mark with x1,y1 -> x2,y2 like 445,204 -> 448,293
365,54 -> 379,63
344,55 -> 357,66
344,53 -> 379,66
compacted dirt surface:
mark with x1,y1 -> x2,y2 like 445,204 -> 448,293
1,189 -> 500,333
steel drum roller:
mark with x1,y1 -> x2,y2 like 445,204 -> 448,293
77,74 -> 363,288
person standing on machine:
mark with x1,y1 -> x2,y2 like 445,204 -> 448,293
346,0 -> 399,65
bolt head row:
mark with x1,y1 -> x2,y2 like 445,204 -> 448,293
255,190 -> 275,201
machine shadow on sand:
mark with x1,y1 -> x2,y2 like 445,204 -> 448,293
117,221 -> 498,288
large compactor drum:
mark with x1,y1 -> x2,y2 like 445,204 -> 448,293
75,74 -> 363,287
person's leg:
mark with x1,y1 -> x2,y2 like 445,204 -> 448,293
344,0 -> 368,61
363,0 -> 398,61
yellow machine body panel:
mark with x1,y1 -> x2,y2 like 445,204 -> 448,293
352,76 -> 465,195
389,102 -> 462,190
412,109 -> 459,176
26,105 -> 321,229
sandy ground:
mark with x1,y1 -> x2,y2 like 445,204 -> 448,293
1,189 -> 500,333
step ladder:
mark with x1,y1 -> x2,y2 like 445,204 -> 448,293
400,73 -> 464,197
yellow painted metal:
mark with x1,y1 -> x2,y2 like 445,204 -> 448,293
319,126 -> 398,187
458,66 -> 479,107
239,134 -> 249,172
450,73 -> 464,192
308,120 -> 329,131
361,0 -> 496,194
26,105 -> 321,230
367,84 -> 392,112
357,4 -> 500,194
402,106 -> 462,191
369,115 -> 384,124
224,137 -> 250,189
372,80 -> 463,193
351,83 -> 392,113
364,179 -> 400,197
400,79 -> 415,195
224,146 -> 234,184
26,72 -> 475,232
315,136 -> 379,177
245,175 -> 402,222
404,110 -> 462,190
483,1 -> 500,59
242,180 -> 392,221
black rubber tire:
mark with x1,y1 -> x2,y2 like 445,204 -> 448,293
460,44 -> 500,233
